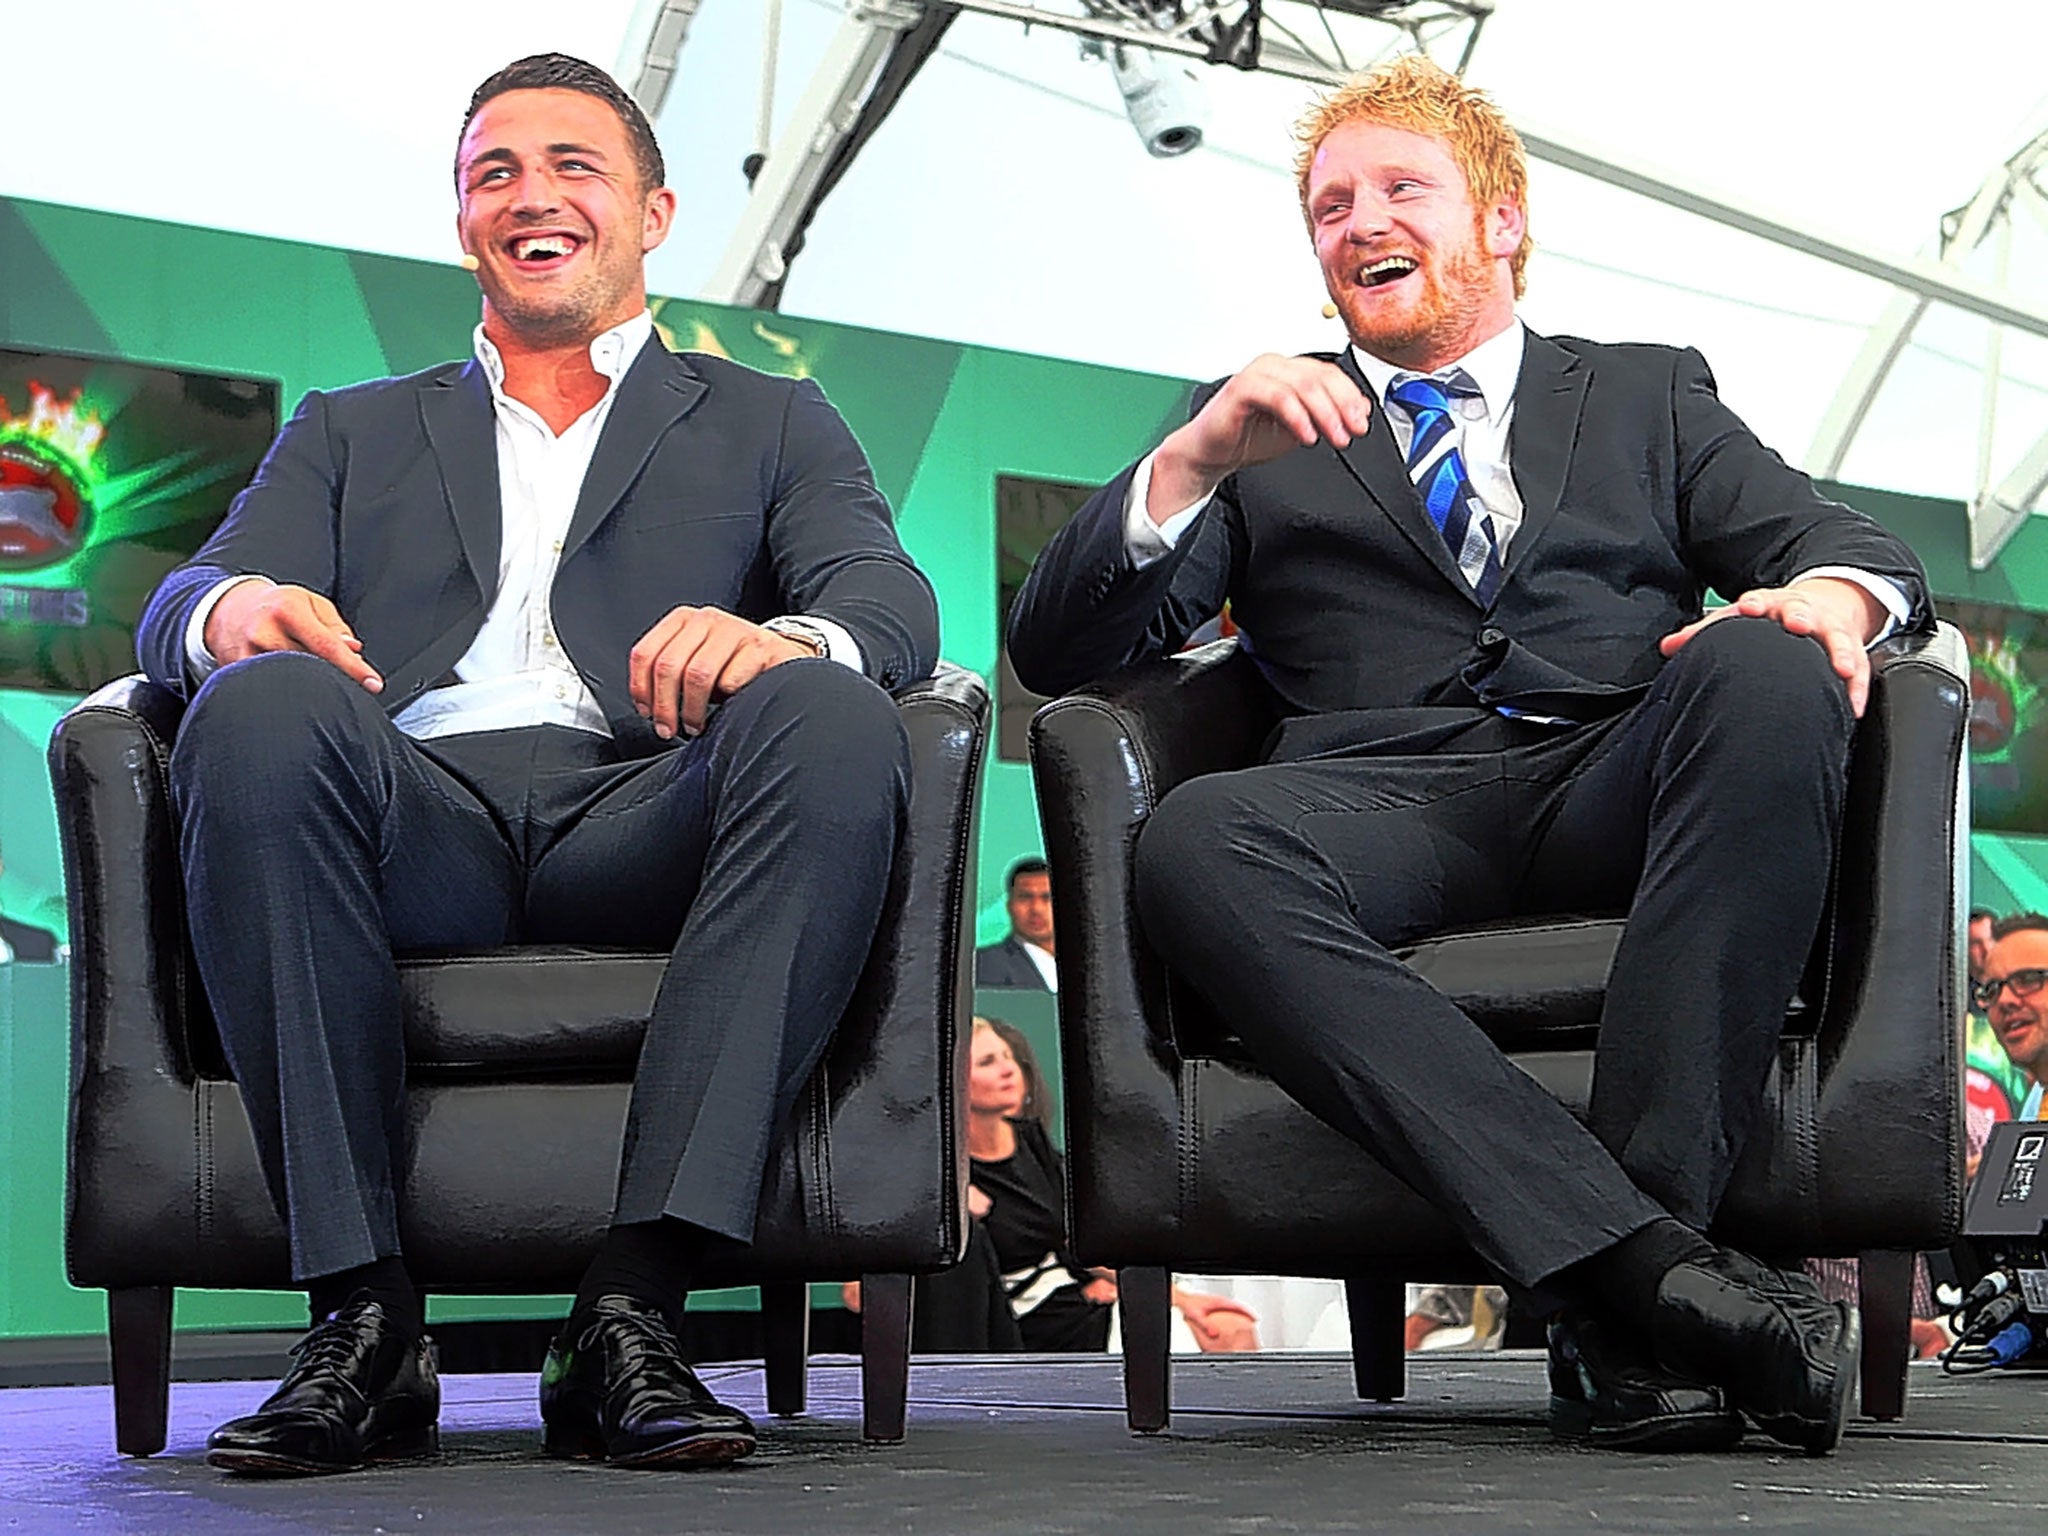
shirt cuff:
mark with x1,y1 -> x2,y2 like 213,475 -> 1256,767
1790,566 -> 1910,647
1125,452 -> 1212,570
765,615 -> 865,673
184,574 -> 273,682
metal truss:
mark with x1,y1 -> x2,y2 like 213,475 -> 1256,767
614,0 -> 708,119
1808,128 -> 2048,568
622,3 -> 2048,561
942,0 -> 1491,76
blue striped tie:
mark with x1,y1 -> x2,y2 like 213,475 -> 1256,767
1387,369 -> 1503,605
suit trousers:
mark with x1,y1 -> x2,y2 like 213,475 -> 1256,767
1132,617 -> 1856,1290
168,650 -> 911,1282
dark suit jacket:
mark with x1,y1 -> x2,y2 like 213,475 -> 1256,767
975,934 -> 1050,990
138,341 -> 939,758
1007,334 -> 1930,756
0,914 -> 59,963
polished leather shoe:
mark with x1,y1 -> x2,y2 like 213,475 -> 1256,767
1652,1248 -> 1859,1455
206,1299 -> 439,1476
1547,1308 -> 1744,1452
540,1295 -> 756,1468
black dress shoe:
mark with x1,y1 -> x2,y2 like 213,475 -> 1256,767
206,1299 -> 439,1476
1652,1248 -> 1859,1455
1547,1309 -> 1745,1452
540,1295 -> 757,1468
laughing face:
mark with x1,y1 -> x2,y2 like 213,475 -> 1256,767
455,88 -> 675,350
1305,120 -> 1522,372
1985,928 -> 2048,1079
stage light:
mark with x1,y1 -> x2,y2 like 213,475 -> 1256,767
1107,46 -> 1205,159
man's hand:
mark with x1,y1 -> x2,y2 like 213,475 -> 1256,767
1171,1287 -> 1260,1352
1149,354 -> 1372,522
204,579 -> 382,693
1658,576 -> 1886,718
629,605 -> 819,739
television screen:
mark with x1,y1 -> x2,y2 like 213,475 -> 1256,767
1940,598 -> 2048,835
994,473 -> 1096,763
0,346 -> 278,694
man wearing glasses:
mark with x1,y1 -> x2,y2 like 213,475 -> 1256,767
1978,914 -> 2048,1120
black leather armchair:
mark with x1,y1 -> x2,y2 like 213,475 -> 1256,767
1030,627 -> 1968,1430
48,663 -> 989,1455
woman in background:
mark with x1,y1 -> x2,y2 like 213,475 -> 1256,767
849,1018 -> 1255,1351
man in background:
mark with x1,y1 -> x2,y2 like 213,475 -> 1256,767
1982,914 -> 2048,1120
0,842 -> 59,963
975,856 -> 1057,990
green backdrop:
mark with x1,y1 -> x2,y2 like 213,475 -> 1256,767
2,191 -> 2045,1339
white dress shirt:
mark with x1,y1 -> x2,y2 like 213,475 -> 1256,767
1120,320 -> 1907,638
185,311 -> 863,740
1022,939 -> 1059,992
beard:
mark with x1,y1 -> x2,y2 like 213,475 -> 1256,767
1333,218 -> 1499,368
483,255 -> 639,350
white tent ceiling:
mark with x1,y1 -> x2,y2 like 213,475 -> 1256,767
13,0 -> 2048,522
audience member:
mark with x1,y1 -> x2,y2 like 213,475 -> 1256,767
975,857 -> 1057,991
1982,914 -> 2048,1120
850,1018 -> 1257,1352
1963,907 -> 2022,1167
0,842 -> 59,964
1969,908 -> 1997,997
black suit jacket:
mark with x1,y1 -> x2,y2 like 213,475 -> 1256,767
138,341 -> 939,758
1008,334 -> 1930,755
0,914 -> 59,963
975,934 -> 1050,990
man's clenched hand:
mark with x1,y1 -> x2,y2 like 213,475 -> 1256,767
629,605 -> 820,739
1148,354 -> 1373,522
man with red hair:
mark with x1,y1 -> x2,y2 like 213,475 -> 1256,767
1010,54 -> 1930,1454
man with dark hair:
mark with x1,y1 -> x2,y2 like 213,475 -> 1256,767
1009,54 -> 1929,1454
138,53 -> 938,1476
1969,908 -> 1998,996
1980,914 -> 2048,1120
459,53 -> 666,197
975,856 -> 1057,990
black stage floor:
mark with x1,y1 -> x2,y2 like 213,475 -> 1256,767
4,1353 -> 2046,1534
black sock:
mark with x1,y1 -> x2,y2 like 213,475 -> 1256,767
572,1218 -> 713,1333
307,1255 -> 422,1339
1567,1218 -> 1714,1337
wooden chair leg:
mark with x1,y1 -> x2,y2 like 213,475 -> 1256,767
859,1273 -> 914,1443
1119,1265 -> 1172,1434
1344,1276 -> 1407,1402
1857,1249 -> 1914,1421
761,1281 -> 810,1418
108,1286 -> 173,1457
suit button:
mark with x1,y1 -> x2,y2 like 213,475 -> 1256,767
1479,627 -> 1505,645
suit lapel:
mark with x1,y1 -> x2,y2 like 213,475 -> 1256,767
1333,350 -> 1480,603
562,344 -> 708,561
1502,333 -> 1588,581
420,361 -> 502,606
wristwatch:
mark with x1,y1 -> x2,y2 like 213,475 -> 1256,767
762,616 -> 832,659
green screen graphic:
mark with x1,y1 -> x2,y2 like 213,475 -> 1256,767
0,346 -> 278,694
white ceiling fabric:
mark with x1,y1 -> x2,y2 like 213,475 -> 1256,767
12,0 -> 2048,507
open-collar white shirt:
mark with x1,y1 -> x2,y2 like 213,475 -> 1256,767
186,310 -> 862,740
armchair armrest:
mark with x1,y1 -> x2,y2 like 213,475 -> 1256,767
1806,621 -> 1970,1246
1028,641 -> 1280,1246
47,675 -> 199,1087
